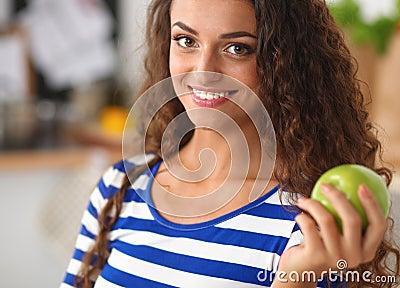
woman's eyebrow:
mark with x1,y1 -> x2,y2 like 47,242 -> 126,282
172,21 -> 256,40
172,21 -> 199,35
219,31 -> 257,39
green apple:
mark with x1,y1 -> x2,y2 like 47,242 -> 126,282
311,164 -> 390,231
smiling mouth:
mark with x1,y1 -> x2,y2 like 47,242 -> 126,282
188,86 -> 238,108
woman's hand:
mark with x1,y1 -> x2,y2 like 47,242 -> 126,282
272,184 -> 387,287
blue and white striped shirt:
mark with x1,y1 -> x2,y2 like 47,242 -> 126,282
61,155 -> 336,287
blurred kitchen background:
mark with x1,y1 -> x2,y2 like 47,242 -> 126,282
0,0 -> 399,287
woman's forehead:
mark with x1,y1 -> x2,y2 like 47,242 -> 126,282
170,0 -> 256,33
171,0 -> 253,8
170,0 -> 254,17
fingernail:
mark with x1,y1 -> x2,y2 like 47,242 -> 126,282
321,184 -> 330,195
360,184 -> 373,199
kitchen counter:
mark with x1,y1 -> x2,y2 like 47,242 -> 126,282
0,147 -> 122,170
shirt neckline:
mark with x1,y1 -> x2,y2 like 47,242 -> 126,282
144,159 -> 280,231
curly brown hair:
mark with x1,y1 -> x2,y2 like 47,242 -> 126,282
76,0 -> 400,287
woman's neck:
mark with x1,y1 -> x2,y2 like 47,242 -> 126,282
153,119 -> 278,222
177,120 -> 263,181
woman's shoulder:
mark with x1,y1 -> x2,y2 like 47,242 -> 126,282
97,153 -> 156,199
246,188 -> 301,222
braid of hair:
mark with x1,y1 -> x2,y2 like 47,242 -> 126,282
76,156 -> 161,287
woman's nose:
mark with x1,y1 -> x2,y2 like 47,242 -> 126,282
193,51 -> 223,84
195,50 -> 219,72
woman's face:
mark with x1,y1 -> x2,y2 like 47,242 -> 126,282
169,0 -> 258,111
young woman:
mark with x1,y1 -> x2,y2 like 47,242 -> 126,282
61,0 -> 399,287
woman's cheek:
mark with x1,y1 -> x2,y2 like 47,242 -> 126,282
169,50 -> 188,76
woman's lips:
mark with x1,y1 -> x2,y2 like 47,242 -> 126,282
189,86 -> 238,108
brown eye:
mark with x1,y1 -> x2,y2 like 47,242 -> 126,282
176,36 -> 197,48
226,44 -> 253,56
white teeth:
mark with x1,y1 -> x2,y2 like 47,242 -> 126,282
193,89 -> 206,99
193,89 -> 227,100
